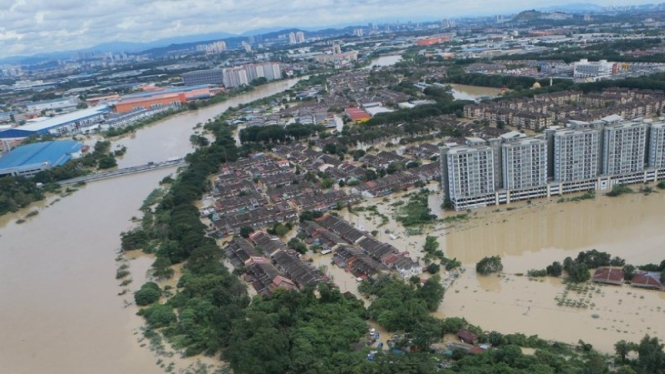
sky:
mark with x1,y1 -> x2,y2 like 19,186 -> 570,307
0,0 -> 656,58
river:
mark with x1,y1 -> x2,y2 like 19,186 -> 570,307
0,78 -> 301,374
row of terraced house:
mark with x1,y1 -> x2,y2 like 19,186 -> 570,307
464,89 -> 665,130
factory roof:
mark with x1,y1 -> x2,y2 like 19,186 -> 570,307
0,140 -> 82,175
19,106 -> 110,132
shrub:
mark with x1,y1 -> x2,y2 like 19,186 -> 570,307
476,256 -> 503,275
134,282 -> 161,306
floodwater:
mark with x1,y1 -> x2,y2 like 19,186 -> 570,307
339,184 -> 665,353
449,84 -> 503,101
438,192 -> 665,353
0,78 -> 301,374
367,55 -> 403,69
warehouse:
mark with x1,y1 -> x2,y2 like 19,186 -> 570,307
0,106 -> 110,140
0,140 -> 83,177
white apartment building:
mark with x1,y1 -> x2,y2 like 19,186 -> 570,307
649,122 -> 665,168
440,119 -> 665,210
223,63 -> 281,88
502,137 -> 548,190
441,143 -> 495,205
222,67 -> 249,88
554,127 -> 600,182
602,122 -> 647,175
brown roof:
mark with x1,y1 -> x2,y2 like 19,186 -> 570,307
631,272 -> 664,290
457,329 -> 478,344
592,267 -> 624,285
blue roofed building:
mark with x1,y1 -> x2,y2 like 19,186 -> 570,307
0,140 -> 83,177
0,106 -> 110,140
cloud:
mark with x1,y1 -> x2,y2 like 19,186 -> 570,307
0,0 -> 653,58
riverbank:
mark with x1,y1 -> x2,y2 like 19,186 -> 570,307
0,78 -> 304,374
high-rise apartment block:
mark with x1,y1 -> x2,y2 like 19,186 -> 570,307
553,126 -> 600,182
441,118 -> 665,210
649,122 -> 665,169
602,122 -> 647,176
222,62 -> 281,88
502,137 -> 548,190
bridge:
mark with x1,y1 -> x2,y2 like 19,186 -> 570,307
58,158 -> 186,186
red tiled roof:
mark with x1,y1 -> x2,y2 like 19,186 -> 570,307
593,267 -> 624,284
631,272 -> 664,289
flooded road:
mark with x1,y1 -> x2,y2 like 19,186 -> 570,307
0,78 -> 301,374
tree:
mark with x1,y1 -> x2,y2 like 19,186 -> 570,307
546,261 -> 563,277
416,276 -> 445,311
97,155 -> 117,169
240,226 -> 255,238
567,263 -> 590,283
427,263 -> 441,274
637,335 -> 665,373
476,256 -> 503,275
134,282 -> 161,306
615,340 -> 631,364
353,149 -> 366,161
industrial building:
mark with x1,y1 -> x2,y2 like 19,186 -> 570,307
25,97 -> 80,113
0,140 -> 83,177
0,106 -> 110,140
441,118 -> 665,210
181,68 -> 224,86
114,85 -> 215,114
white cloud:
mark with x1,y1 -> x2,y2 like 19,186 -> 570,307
0,0 -> 653,58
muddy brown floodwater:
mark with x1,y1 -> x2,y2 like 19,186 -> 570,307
439,192 -> 665,353
0,78 -> 301,374
338,184 -> 665,353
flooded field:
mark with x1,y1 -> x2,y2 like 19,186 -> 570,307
449,84 -> 503,101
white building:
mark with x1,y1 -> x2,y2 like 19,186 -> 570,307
223,62 -> 281,88
602,121 -> 647,176
289,32 -> 297,44
553,126 -> 601,182
648,121 -> 665,169
573,59 -> 613,78
441,141 -> 495,207
502,137 -> 548,190
295,31 -> 305,43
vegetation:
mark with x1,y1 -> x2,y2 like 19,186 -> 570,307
607,184 -> 633,197
395,189 -> 435,227
0,139 -> 125,216
359,275 -> 444,331
134,282 -> 162,306
476,256 -> 503,275
123,80 -> 665,374
0,176 -> 46,216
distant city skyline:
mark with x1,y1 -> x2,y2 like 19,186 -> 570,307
0,0 -> 657,59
